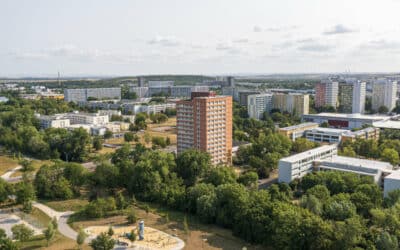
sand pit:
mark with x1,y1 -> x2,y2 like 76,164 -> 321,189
85,225 -> 184,250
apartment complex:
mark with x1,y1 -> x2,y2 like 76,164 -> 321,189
177,92 -> 232,165
303,113 -> 391,129
129,85 -> 209,98
337,79 -> 366,114
352,80 -> 366,114
247,93 -> 273,119
338,82 -> 353,113
272,93 -> 309,116
315,80 -> 339,108
64,88 -> 121,102
238,91 -> 261,106
372,79 -> 397,112
278,144 -> 338,183
278,122 -> 319,141
38,114 -> 70,129
279,144 -> 394,187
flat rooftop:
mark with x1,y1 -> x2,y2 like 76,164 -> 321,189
280,144 -> 337,163
279,122 -> 319,131
385,170 -> 400,180
306,127 -> 349,134
373,120 -> 400,130
321,156 -> 393,171
303,113 -> 392,121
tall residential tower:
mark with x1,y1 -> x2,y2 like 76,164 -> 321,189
177,92 -> 232,165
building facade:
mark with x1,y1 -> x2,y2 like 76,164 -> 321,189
278,145 -> 338,183
64,88 -> 121,102
315,80 -> 339,108
177,92 -> 232,165
278,122 -> 320,141
372,79 -> 398,112
338,82 -> 353,113
247,93 -> 273,119
352,80 -> 366,114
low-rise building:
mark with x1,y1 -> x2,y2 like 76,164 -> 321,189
38,114 -> 70,129
341,127 -> 380,142
384,171 -> 400,197
304,127 -> 348,143
279,144 -> 396,186
316,156 -> 393,185
278,122 -> 319,141
65,112 -> 109,125
278,144 -> 338,183
303,113 -> 393,129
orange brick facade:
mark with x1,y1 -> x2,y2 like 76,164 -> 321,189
177,93 -> 232,165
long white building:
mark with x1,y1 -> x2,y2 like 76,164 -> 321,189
64,88 -> 121,102
247,93 -> 273,119
278,144 -> 338,183
372,78 -> 397,112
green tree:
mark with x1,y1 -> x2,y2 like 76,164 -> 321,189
76,227 -> 87,250
89,232 -> 115,250
378,106 -> 389,114
104,130 -> 113,140
93,136 -> 103,151
11,224 -> 34,242
116,193 -> 127,210
107,226 -> 114,236
0,178 -> 10,203
292,138 -> 317,153
128,230 -> 136,242
124,132 -> 135,142
238,171 -> 258,188
381,148 -> 399,165
175,149 -> 211,186
127,209 -> 137,224
35,163 -> 73,199
43,222 -> 55,246
51,217 -> 58,230
0,228 -> 18,250
376,231 -> 399,250
204,166 -> 237,186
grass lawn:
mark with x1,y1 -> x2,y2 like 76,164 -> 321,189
19,232 -> 91,250
0,155 -> 19,175
42,198 -> 89,212
10,159 -> 54,178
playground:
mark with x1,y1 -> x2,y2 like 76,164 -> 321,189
84,224 -> 184,250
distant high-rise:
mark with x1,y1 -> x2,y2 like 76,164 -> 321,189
137,76 -> 145,87
372,78 -> 397,112
177,92 -> 232,165
227,76 -> 235,87
272,93 -> 309,116
315,80 -> 339,108
352,80 -> 366,114
338,82 -> 353,113
247,93 -> 273,119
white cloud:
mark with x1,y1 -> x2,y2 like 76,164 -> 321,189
147,36 -> 181,47
253,25 -> 262,32
323,24 -> 358,35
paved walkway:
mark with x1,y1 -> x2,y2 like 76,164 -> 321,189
1,166 -> 22,183
32,202 -> 88,243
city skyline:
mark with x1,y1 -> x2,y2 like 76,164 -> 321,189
1,0 -> 400,76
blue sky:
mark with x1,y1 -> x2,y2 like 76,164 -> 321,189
1,0 -> 400,76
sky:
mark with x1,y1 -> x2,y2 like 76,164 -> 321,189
1,0 -> 400,77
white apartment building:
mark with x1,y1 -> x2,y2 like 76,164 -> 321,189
326,81 -> 339,108
98,110 -> 122,118
38,114 -> 70,129
304,127 -> 348,143
372,79 -> 398,112
64,88 -> 121,102
129,86 -> 149,98
352,80 -> 366,114
65,112 -> 109,125
247,93 -> 273,119
317,156 -> 393,185
278,144 -> 338,183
